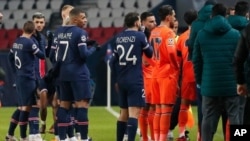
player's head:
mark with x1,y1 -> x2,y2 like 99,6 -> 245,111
0,12 -> 3,24
171,18 -> 178,34
23,21 -> 35,35
234,1 -> 249,17
227,7 -> 235,16
124,12 -> 141,30
32,12 -> 45,32
61,4 -> 74,25
184,9 -> 198,26
212,3 -> 227,17
69,8 -> 87,28
158,5 -> 175,26
140,12 -> 156,31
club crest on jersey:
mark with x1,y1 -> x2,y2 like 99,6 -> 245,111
32,44 -> 37,49
168,38 -> 174,46
81,35 -> 87,42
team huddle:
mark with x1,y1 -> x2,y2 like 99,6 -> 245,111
6,5 -> 97,141
3,0 -> 250,141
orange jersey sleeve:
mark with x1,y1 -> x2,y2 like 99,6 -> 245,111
150,25 -> 179,78
176,29 -> 195,82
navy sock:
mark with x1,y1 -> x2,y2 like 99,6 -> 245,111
76,108 -> 88,139
8,108 -> 21,136
57,107 -> 70,140
67,114 -> 74,138
19,111 -> 29,139
28,107 -> 39,134
117,121 -> 127,141
71,107 -> 78,133
127,118 -> 138,141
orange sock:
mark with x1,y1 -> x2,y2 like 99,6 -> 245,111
159,106 -> 172,141
178,104 -> 189,137
226,120 -> 230,141
153,107 -> 161,141
148,109 -> 155,140
139,109 -> 148,141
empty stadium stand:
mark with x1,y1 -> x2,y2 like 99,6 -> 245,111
0,0 -> 164,49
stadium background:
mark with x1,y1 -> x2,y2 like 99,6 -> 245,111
0,0 -> 243,106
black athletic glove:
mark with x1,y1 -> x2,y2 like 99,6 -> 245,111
144,28 -> 150,40
46,30 -> 54,41
86,40 -> 101,50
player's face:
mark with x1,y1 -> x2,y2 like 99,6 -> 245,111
135,16 -> 142,31
76,12 -> 87,28
142,16 -> 156,31
168,10 -> 176,29
33,18 -> 45,32
172,20 -> 178,34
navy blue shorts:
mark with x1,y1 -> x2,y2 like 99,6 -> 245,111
39,78 -> 56,97
118,82 -> 145,108
59,80 -> 92,101
16,76 -> 36,106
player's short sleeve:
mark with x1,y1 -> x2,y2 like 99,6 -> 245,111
30,41 -> 40,54
77,30 -> 87,48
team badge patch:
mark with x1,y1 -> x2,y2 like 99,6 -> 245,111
32,44 -> 37,49
168,38 -> 174,46
81,35 -> 87,42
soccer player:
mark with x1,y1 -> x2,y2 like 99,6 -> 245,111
149,5 -> 179,141
176,9 -> 197,141
192,3 -> 240,141
139,11 -> 156,141
8,21 -> 45,141
41,5 -> 75,137
51,8 -> 96,141
110,12 -> 153,141
28,12 -> 47,141
167,17 -> 180,140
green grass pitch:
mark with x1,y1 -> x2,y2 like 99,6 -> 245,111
0,106 -> 224,141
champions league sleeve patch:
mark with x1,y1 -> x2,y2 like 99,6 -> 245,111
168,38 -> 175,46
32,44 -> 37,49
81,35 -> 87,42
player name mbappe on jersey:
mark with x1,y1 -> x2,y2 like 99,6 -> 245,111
58,32 -> 72,39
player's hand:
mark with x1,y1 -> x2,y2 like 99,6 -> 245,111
87,40 -> 101,50
237,84 -> 247,96
86,40 -> 97,46
144,28 -> 150,39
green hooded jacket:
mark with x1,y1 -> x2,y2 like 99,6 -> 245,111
192,15 -> 240,97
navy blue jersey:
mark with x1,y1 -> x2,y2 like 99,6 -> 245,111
110,29 -> 153,84
31,32 -> 46,80
52,25 -> 96,81
9,36 -> 44,79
